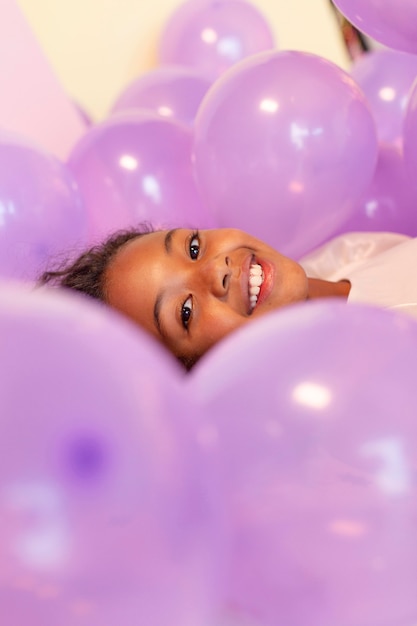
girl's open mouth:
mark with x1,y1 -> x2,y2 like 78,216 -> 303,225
248,261 -> 264,311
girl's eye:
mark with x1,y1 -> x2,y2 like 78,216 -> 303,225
189,232 -> 200,260
181,296 -> 193,329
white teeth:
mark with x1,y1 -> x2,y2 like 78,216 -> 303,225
250,274 -> 263,287
248,263 -> 264,311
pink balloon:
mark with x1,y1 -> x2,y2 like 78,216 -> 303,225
350,50 -> 417,144
0,284 -> 219,626
158,0 -> 276,80
193,50 -> 378,259
0,0 -> 85,160
0,132 -> 88,282
73,101 -> 94,127
333,0 -> 417,54
111,66 -> 212,127
190,301 -> 417,626
335,143 -> 417,236
68,111 -> 214,242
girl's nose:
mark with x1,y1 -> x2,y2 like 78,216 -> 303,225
199,255 -> 231,298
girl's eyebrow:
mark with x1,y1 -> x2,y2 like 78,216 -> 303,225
164,228 -> 178,254
153,229 -> 180,338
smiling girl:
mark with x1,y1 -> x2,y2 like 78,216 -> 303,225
39,225 -> 417,368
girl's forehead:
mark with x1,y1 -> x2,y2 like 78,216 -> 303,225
112,229 -> 167,265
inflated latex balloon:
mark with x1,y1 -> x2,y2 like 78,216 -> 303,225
193,50 -> 378,259
190,301 -> 417,626
335,143 -> 417,236
158,0 -> 275,80
0,284 -> 218,626
73,101 -> 93,127
402,79 -> 417,196
0,133 -> 88,282
68,111 -> 214,242
332,0 -> 417,54
111,66 -> 212,127
350,50 -> 417,144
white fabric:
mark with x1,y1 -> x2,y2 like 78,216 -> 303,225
299,232 -> 417,319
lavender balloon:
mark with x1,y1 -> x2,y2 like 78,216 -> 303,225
193,50 -> 378,259
111,66 -> 212,127
336,143 -> 417,236
350,50 -> 417,144
333,0 -> 417,54
402,78 -> 417,197
190,301 -> 417,626
158,0 -> 275,80
0,284 -> 218,626
68,111 -> 213,241
0,133 -> 88,282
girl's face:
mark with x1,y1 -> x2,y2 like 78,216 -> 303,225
105,228 -> 308,361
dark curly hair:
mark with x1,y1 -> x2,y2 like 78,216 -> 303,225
38,224 -> 198,370
38,225 -> 153,300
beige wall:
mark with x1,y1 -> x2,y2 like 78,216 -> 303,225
17,0 -> 349,121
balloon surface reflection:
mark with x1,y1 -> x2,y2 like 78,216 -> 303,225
0,133 -> 87,282
111,66 -> 212,127
0,284 -> 218,626
190,301 -> 417,626
158,0 -> 275,80
350,49 -> 417,144
402,79 -> 417,199
193,50 -> 378,259
333,0 -> 417,54
68,111 -> 213,242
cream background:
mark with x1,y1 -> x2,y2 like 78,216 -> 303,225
16,0 -> 349,121
0,0 -> 85,159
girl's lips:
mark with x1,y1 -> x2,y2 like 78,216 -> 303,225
241,254 -> 275,315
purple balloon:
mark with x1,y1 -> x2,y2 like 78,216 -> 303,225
193,50 -> 378,259
158,0 -> 276,80
350,50 -> 417,144
333,0 -> 417,54
0,133 -> 88,282
335,143 -> 417,236
68,111 -> 214,241
111,66 -> 212,127
0,283 -> 218,626
402,78 -> 417,197
190,301 -> 417,626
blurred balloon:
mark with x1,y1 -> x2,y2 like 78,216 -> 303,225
111,66 -> 212,127
0,283 -> 218,626
335,143 -> 417,236
73,101 -> 94,127
350,49 -> 417,144
402,78 -> 417,196
68,111 -> 214,242
0,132 -> 88,282
332,0 -> 417,54
193,50 -> 378,259
190,301 -> 417,626
158,0 -> 275,80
